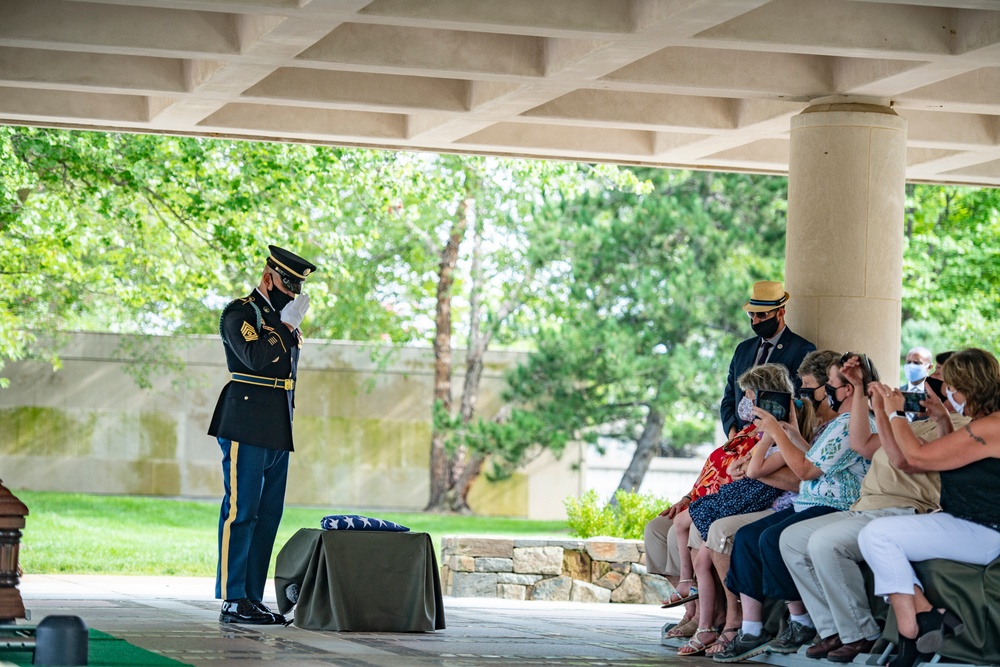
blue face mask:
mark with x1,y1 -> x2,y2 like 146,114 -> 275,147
903,362 -> 928,384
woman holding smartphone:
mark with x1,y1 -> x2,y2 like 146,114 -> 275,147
859,348 -> 1000,667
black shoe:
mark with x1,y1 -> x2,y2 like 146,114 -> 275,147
220,598 -> 284,625
915,609 -> 965,654
713,629 -> 773,663
769,620 -> 817,653
250,599 -> 287,625
888,634 -> 931,667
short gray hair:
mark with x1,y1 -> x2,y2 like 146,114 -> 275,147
798,350 -> 841,385
738,363 -> 794,394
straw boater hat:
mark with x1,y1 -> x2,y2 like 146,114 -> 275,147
742,281 -> 791,313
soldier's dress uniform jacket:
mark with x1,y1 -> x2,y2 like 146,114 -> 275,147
209,287 -> 303,604
208,290 -> 302,450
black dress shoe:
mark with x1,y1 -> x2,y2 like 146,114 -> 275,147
250,599 -> 287,625
220,598 -> 284,625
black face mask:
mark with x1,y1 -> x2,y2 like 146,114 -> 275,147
825,383 -> 847,412
926,376 -> 946,402
267,283 -> 294,312
751,316 -> 780,339
797,386 -> 822,410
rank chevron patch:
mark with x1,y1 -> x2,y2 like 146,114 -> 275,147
240,321 -> 258,342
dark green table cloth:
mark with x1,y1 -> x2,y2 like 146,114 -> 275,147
274,528 -> 445,632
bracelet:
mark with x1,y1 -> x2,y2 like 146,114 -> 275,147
889,412 -> 907,422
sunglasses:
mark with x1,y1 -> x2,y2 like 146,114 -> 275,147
747,308 -> 780,321
839,352 -> 880,383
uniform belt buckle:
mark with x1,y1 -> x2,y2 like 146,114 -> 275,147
284,378 -> 294,391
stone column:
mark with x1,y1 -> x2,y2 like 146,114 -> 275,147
784,98 -> 907,383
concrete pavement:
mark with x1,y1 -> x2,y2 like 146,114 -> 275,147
13,574 -> 698,666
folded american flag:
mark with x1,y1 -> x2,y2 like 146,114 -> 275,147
320,514 -> 410,532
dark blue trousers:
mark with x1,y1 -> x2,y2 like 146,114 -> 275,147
216,438 -> 289,601
725,505 -> 838,602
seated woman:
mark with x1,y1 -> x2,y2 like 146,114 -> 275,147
647,391 -> 771,638
859,348 -> 1000,667
775,355 -> 970,662
713,353 -> 879,663
679,351 -> 840,656
673,362 -> 811,655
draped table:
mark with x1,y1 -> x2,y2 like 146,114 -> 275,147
274,528 -> 446,632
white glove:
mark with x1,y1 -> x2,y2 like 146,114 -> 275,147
280,292 -> 310,329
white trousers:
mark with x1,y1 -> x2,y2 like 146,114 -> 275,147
780,507 -> 912,643
857,512 -> 1000,596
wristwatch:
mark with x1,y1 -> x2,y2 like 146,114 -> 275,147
890,411 -> 907,421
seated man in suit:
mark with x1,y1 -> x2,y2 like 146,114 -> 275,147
901,346 -> 934,422
721,281 -> 816,439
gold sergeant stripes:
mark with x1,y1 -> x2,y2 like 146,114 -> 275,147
240,321 -> 258,342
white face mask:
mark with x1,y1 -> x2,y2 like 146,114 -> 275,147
946,387 -> 966,415
737,396 -> 755,423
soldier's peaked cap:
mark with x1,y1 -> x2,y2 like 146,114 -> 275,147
266,245 -> 317,294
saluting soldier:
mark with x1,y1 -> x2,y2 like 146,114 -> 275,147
208,245 -> 317,625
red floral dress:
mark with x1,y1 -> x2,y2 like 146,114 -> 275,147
687,423 -> 760,501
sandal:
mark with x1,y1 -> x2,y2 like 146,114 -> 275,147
677,628 -> 718,656
665,616 -> 699,639
662,579 -> 699,608
706,627 -> 740,656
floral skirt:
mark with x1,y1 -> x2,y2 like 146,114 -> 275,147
688,477 -> 784,539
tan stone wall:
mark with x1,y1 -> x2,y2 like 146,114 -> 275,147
0,332 -> 584,518
440,536 -> 673,604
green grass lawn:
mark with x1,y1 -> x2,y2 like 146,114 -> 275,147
14,490 -> 571,576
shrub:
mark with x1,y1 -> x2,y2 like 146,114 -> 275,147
564,489 -> 668,539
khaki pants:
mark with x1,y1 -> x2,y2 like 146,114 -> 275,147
780,508 -> 914,643
688,509 -> 774,555
643,514 -> 682,576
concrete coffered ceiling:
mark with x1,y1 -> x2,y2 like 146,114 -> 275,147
2,0 -> 1000,186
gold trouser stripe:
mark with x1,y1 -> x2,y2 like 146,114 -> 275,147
220,441 -> 239,600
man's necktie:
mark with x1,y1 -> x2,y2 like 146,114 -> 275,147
755,341 -> 772,366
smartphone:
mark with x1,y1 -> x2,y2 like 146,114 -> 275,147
925,377 -> 946,402
902,391 -> 927,413
755,390 -> 792,422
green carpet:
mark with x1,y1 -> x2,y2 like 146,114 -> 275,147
1,628 -> 191,667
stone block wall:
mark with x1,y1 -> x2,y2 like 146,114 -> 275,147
440,536 -> 674,604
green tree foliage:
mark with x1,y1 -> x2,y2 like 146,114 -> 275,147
459,170 -> 788,491
4,125 -> 998,509
0,127 -> 455,384
902,184 -> 1000,357
426,159 -> 642,511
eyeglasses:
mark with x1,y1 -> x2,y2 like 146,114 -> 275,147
747,308 -> 780,321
